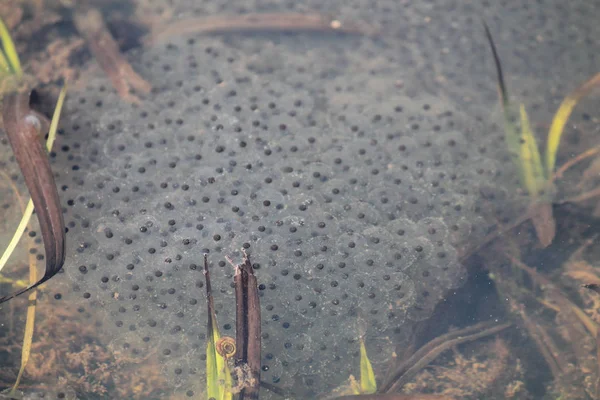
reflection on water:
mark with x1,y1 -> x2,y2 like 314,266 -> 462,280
0,0 -> 599,399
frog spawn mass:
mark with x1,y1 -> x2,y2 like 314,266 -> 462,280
0,5 -> 533,400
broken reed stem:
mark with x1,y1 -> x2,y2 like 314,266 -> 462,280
0,91 -> 65,303
233,260 -> 247,366
203,254 -> 216,333
151,12 -> 378,43
229,251 -> 261,399
73,6 -> 150,103
381,321 -> 511,393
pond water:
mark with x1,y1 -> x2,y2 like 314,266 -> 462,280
0,1 -> 599,399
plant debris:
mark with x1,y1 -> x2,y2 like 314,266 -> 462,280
73,5 -> 150,103
0,90 -> 66,303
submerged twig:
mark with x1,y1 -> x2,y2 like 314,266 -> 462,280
151,12 -> 378,43
583,284 -> 600,399
562,186 -> 600,205
73,6 -> 150,103
508,255 -> 599,337
0,91 -> 66,303
380,321 -> 511,393
516,303 -> 562,379
227,250 -> 261,399
331,395 -> 454,400
553,145 -> 600,181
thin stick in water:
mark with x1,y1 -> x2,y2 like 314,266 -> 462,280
151,12 -> 379,43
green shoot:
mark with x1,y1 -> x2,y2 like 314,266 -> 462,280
546,72 -> 600,174
484,21 -> 560,246
347,329 -> 377,395
206,313 -> 233,400
0,16 -> 21,78
358,336 -> 377,394
203,255 -> 233,400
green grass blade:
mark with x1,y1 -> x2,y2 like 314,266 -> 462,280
48,84 -> 68,150
0,18 -> 23,78
519,104 -> 545,195
359,337 -> 377,394
546,72 -> 600,174
0,16 -> 21,77
203,255 -> 232,400
484,22 -> 548,197
0,49 -> 11,76
206,313 -> 232,400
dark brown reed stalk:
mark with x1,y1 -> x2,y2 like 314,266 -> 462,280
0,91 -> 65,303
228,250 -> 261,399
203,254 -> 217,342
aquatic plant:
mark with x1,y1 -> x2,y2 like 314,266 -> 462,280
0,16 -> 69,394
203,254 -> 234,400
0,15 -> 21,81
0,86 -> 68,396
485,22 -> 600,247
203,253 -> 262,399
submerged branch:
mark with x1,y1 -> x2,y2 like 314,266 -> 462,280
73,6 -> 150,103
